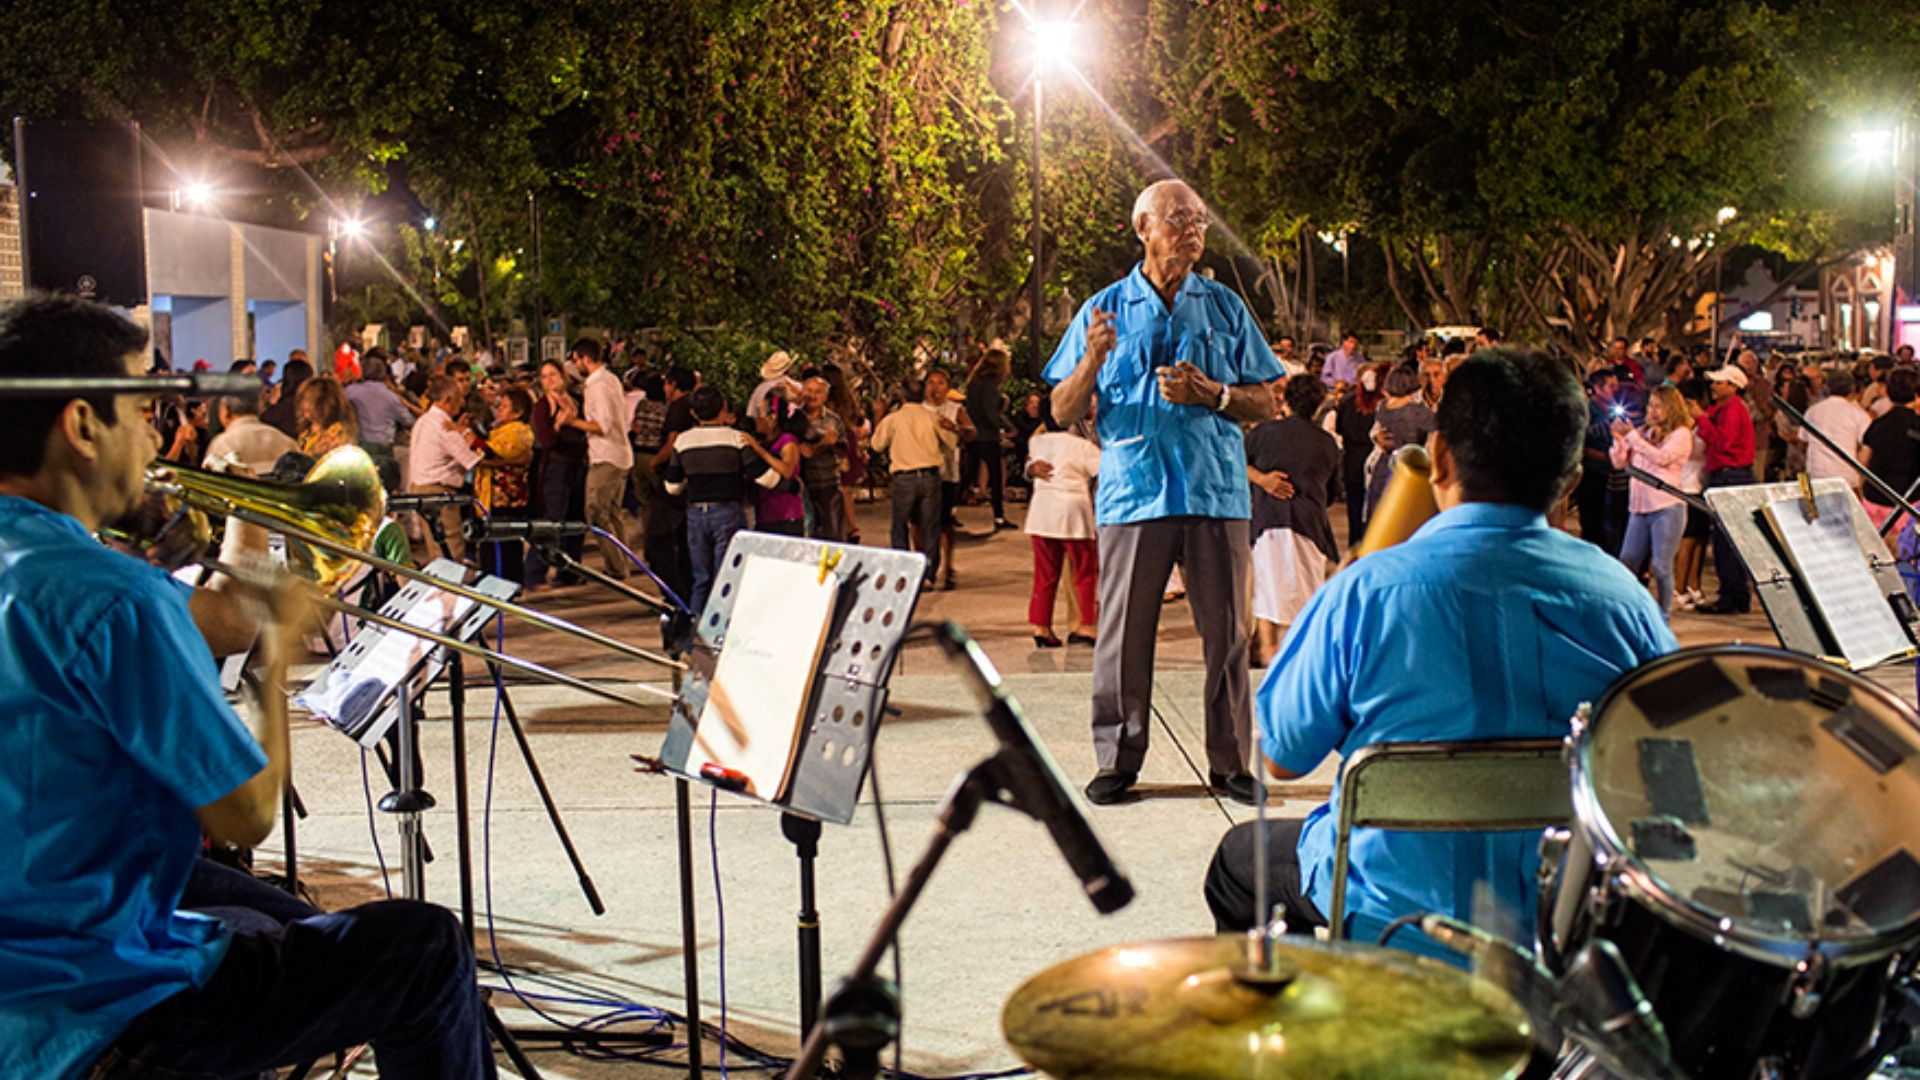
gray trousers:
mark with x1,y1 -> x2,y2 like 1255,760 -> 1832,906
1092,517 -> 1252,777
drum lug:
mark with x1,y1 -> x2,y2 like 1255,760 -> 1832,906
1570,702 -> 1592,739
1787,953 -> 1826,1020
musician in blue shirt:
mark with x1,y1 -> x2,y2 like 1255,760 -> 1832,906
0,295 -> 493,1079
1045,179 -> 1283,807
1204,349 -> 1677,954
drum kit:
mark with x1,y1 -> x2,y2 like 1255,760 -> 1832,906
999,647 -> 1920,1080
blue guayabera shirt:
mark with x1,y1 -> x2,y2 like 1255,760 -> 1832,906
1044,264 -> 1282,526
1261,503 -> 1677,956
0,496 -> 265,1079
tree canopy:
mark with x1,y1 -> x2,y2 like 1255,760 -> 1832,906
3,0 -> 1917,370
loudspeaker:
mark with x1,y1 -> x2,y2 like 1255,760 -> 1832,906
12,117 -> 148,308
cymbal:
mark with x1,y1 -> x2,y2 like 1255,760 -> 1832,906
1002,935 -> 1533,1080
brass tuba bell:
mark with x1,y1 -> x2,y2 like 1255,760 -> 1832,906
148,445 -> 387,590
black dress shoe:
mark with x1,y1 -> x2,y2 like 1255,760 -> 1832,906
1067,632 -> 1096,646
1033,632 -> 1063,649
1084,771 -> 1139,805
1694,601 -> 1751,615
1209,771 -> 1262,806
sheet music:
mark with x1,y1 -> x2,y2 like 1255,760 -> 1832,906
1763,493 -> 1913,668
687,555 -> 839,799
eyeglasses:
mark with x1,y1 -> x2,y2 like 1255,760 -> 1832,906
1156,210 -> 1211,233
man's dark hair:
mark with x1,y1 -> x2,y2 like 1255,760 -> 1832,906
1479,326 -> 1503,344
666,366 -> 697,393
1888,367 -> 1918,405
225,389 -> 266,417
444,357 -> 471,378
639,372 -> 666,399
797,366 -> 825,384
570,338 -> 602,365
1283,375 -> 1325,418
1440,337 -> 1467,357
689,385 -> 727,421
1436,348 -> 1585,511
227,359 -> 256,375
0,294 -> 148,476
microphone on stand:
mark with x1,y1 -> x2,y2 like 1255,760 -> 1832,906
931,622 -> 1135,914
1419,915 -> 1685,1080
387,492 -> 470,514
462,518 -> 589,545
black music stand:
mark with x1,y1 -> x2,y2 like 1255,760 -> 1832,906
652,533 -> 926,1068
1705,478 -> 1920,667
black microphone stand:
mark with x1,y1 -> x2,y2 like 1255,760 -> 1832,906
785,746 -> 1078,1080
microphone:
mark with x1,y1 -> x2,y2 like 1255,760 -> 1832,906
462,518 -> 589,544
931,621 -> 1134,914
387,492 -> 470,513
1420,915 -> 1683,1080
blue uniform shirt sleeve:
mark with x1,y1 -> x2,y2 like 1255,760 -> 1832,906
1227,301 -> 1284,386
85,588 -> 267,811
1043,301 -> 1096,387
1256,575 -> 1355,774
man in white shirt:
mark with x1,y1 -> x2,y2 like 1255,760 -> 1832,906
559,339 -> 635,580
202,391 -> 297,477
1797,368 -> 1871,492
407,373 -> 481,562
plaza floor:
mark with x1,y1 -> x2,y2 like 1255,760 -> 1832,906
266,495 -> 1899,1078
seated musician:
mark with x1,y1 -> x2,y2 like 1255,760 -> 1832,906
1204,348 -> 1677,952
0,295 -> 495,1079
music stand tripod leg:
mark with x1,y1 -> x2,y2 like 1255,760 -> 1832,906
677,778 -> 704,1079
480,658 -> 606,914
782,812 -> 825,1040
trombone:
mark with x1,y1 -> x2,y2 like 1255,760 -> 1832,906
148,446 -> 684,711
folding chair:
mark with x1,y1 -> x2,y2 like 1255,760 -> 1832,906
1326,738 -> 1571,941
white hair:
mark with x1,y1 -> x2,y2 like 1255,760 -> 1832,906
1131,179 -> 1197,241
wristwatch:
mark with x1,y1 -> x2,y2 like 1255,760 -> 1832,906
1215,381 -> 1232,411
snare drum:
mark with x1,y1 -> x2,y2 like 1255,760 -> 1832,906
1540,647 -> 1920,1078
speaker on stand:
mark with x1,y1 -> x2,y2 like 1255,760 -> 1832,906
11,117 -> 148,308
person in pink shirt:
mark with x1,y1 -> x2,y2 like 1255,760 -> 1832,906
1609,385 -> 1695,615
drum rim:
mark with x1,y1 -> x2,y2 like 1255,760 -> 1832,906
1572,643 -> 1920,966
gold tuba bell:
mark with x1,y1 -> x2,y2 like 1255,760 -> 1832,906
148,445 -> 387,590
1347,444 -> 1439,562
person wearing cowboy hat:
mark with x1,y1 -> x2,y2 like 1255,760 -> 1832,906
747,350 -> 801,422
1692,364 -> 1756,614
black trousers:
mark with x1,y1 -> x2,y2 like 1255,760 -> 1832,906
1707,464 -> 1755,609
1203,817 -> 1328,934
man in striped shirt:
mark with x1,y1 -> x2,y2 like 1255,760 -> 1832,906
663,387 -> 781,616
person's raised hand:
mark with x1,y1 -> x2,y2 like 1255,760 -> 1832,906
1085,308 -> 1117,365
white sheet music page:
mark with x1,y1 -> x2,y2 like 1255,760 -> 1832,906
1763,492 -> 1913,668
688,555 -> 839,799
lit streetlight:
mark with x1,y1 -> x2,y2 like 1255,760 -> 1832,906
1027,17 -> 1083,379
423,216 -> 438,232
1850,128 -> 1897,169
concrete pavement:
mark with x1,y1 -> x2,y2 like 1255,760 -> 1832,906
265,495 -> 1901,1077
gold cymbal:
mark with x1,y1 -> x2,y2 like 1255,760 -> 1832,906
1002,935 -> 1532,1080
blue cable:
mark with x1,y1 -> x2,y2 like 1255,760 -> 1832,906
359,752 -> 392,899
591,525 -> 691,613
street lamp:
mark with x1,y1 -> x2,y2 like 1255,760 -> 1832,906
1028,17 -> 1082,380
1850,128 -> 1897,169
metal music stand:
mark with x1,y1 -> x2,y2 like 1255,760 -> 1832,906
293,558 -> 548,1076
652,533 -> 927,1067
1706,478 -> 1920,667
